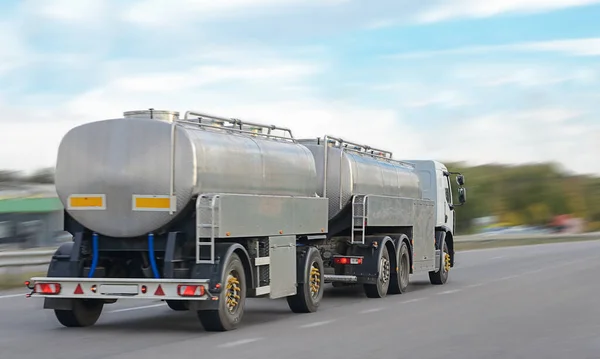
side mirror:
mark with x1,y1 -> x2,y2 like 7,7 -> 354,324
458,187 -> 467,204
456,174 -> 465,186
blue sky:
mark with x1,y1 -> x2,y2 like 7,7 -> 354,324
1,0 -> 599,175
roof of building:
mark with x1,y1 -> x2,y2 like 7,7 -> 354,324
0,197 -> 63,213
0,183 -> 62,213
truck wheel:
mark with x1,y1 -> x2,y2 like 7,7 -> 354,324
166,300 -> 189,311
287,248 -> 324,313
54,299 -> 104,327
429,240 -> 450,285
198,252 -> 246,331
388,241 -> 410,294
364,245 -> 391,298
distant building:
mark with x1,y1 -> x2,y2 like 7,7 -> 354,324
0,183 -> 65,249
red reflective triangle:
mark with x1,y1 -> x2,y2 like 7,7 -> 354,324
74,284 -> 84,295
154,285 -> 165,296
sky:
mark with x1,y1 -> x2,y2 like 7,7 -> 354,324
1,0 -> 600,176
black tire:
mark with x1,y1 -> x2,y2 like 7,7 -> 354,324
166,300 -> 189,311
198,252 -> 246,331
287,248 -> 324,313
364,245 -> 391,298
54,299 -> 104,327
388,241 -> 410,294
429,240 -> 450,285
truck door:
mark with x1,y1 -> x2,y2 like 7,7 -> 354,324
443,174 -> 454,227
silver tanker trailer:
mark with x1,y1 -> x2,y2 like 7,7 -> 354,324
24,109 -> 467,331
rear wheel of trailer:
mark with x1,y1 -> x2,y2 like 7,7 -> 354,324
197,252 -> 247,331
54,299 -> 104,327
287,247 -> 324,313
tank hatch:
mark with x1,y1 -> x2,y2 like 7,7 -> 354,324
123,109 -> 180,123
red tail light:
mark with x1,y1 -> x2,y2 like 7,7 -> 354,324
177,285 -> 205,297
35,283 -> 61,295
333,256 -> 363,265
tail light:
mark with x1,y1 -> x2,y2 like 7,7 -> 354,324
177,285 -> 205,297
333,256 -> 363,265
34,283 -> 61,295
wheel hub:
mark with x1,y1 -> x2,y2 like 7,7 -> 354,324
309,263 -> 321,298
380,257 -> 390,284
400,254 -> 409,287
444,252 -> 451,272
225,272 -> 241,313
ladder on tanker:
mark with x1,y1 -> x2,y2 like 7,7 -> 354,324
351,195 -> 367,244
196,194 -> 219,264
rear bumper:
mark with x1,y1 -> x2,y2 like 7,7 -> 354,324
25,277 -> 217,301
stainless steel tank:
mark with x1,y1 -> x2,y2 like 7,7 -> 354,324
298,137 -> 422,219
55,110 -> 319,238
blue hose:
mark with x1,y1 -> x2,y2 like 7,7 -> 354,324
88,233 -> 99,278
148,233 -> 160,279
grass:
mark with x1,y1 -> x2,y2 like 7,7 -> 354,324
1,236 -> 599,290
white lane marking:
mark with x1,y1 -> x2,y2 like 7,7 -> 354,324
218,338 -> 263,348
0,293 -> 26,299
106,303 -> 165,313
490,256 -> 505,260
523,268 -> 545,275
360,307 -> 384,314
299,319 -> 335,328
401,298 -> 425,304
465,283 -> 484,288
438,289 -> 460,295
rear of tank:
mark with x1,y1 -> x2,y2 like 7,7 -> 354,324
55,110 -> 319,238
299,139 -> 422,219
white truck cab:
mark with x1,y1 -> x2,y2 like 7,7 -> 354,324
405,160 -> 467,236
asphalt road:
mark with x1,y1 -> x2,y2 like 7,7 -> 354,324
1,240 -> 600,359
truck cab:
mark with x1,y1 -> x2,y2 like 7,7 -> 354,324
404,160 -> 467,265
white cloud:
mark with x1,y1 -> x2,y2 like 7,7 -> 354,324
120,0 -> 349,26
416,0 -> 600,23
18,0 -> 113,23
373,84 -> 472,109
0,21 -> 30,75
388,38 -> 600,60
452,63 -> 597,88
433,109 -> 600,175
1,0 -> 599,178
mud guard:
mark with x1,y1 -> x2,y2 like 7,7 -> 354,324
345,236 -> 395,285
294,245 -> 320,284
189,242 -> 254,311
434,229 -> 454,267
43,234 -> 85,310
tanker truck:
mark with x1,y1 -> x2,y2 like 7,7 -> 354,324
24,109 -> 467,331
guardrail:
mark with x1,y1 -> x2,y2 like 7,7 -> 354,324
0,249 -> 56,268
1,232 -> 599,269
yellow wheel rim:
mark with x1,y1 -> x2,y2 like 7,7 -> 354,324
225,273 -> 241,313
444,253 -> 451,272
309,263 -> 321,298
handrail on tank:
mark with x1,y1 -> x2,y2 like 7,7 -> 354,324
182,110 -> 295,142
322,135 -> 393,158
317,135 -> 415,169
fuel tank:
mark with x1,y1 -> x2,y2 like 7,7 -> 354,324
298,137 -> 422,220
55,110 -> 319,238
